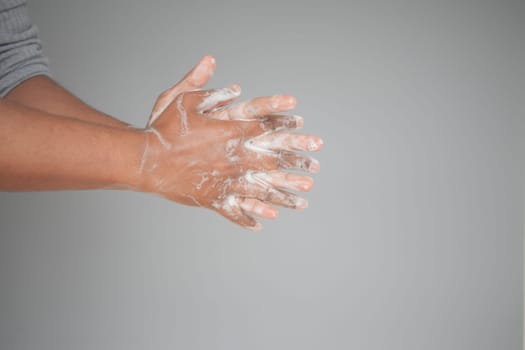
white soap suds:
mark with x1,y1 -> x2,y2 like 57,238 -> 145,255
139,133 -> 151,173
184,194 -> 203,207
212,194 -> 239,215
245,103 -> 261,116
250,171 -> 272,183
148,110 -> 161,127
176,95 -> 189,135
221,177 -> 233,195
244,131 -> 277,155
139,127 -> 171,173
148,127 -> 172,150
194,172 -> 210,190
198,87 -> 241,113
244,170 -> 271,189
240,199 -> 265,216
225,138 -> 241,162
307,140 -> 319,151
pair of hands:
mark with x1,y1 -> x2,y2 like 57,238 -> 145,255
138,56 -> 323,231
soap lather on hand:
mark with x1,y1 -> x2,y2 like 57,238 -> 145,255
139,56 -> 323,231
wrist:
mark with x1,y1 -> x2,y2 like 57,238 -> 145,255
109,126 -> 149,191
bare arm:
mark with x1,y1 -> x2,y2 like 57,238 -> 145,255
0,98 -> 143,191
5,75 -> 131,128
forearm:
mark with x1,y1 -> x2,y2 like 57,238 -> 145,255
0,99 -> 144,191
4,75 -> 132,128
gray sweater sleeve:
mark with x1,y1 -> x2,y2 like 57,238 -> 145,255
0,0 -> 50,97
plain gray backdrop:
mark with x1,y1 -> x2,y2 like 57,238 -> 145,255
0,0 -> 524,349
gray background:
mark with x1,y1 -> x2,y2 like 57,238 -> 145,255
0,0 -> 524,349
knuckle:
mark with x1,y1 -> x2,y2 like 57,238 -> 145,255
268,156 -> 280,170
235,120 -> 261,136
263,189 -> 274,202
302,156 -> 312,170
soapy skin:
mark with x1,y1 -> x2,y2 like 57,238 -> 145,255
0,55 -> 323,231
139,56 -> 323,230
140,83 -> 323,231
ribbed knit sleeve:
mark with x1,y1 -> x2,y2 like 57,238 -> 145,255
0,0 -> 50,97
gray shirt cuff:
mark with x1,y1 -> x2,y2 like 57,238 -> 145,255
0,0 -> 51,97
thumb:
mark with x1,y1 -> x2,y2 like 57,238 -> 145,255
182,54 -> 216,89
147,55 -> 216,126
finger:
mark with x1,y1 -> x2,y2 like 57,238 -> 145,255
148,55 -> 216,126
247,171 -> 314,192
182,54 -> 216,89
247,132 -> 324,152
214,195 -> 262,231
238,198 -> 279,219
243,143 -> 321,173
233,177 -> 308,210
194,85 -> 242,113
258,114 -> 304,131
208,95 -> 297,121
277,151 -> 321,173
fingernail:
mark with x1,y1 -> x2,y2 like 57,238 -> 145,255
307,138 -> 323,152
293,115 -> 305,128
250,222 -> 263,232
272,95 -> 296,109
295,197 -> 309,210
309,159 -> 321,173
229,84 -> 241,94
268,208 -> 279,219
299,179 -> 313,191
286,96 -> 297,107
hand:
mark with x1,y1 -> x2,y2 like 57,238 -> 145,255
138,84 -> 323,231
147,55 -> 217,127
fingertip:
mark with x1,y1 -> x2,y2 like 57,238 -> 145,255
300,178 -> 314,192
204,54 -> 216,66
309,159 -> 321,173
294,197 -> 309,210
229,84 -> 242,94
294,115 -> 305,128
188,56 -> 216,88
288,95 -> 297,108
272,95 -> 296,110
249,222 -> 263,232
307,137 -> 324,152
267,207 -> 279,219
